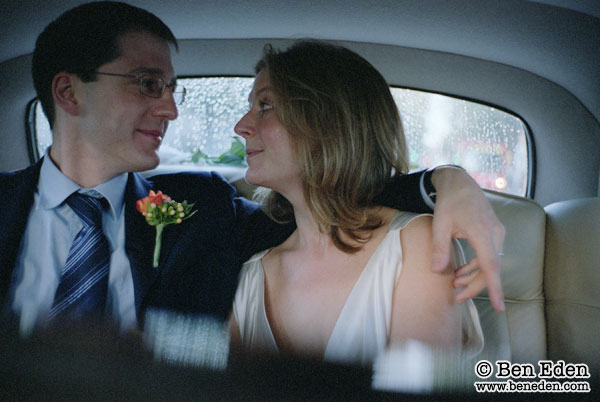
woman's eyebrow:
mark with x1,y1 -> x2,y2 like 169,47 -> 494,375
248,86 -> 272,103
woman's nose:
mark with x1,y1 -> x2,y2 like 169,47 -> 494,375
234,112 -> 255,138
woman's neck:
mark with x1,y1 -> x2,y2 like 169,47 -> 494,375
287,197 -> 333,254
280,185 -> 395,255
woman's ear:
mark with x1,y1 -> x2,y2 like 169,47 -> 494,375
52,72 -> 80,117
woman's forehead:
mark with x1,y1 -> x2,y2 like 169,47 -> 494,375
249,70 -> 272,101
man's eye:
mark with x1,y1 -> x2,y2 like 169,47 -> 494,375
141,77 -> 163,94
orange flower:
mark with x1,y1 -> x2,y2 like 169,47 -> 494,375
136,190 -> 196,268
136,190 -> 171,215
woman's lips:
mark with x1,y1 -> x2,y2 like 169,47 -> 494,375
246,149 -> 263,159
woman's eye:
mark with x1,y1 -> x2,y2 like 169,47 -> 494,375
259,101 -> 273,111
247,99 -> 273,114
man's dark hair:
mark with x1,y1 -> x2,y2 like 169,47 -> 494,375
32,1 -> 178,128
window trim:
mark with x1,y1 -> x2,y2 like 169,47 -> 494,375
26,98 -> 43,164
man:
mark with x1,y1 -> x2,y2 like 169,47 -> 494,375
0,1 -> 504,335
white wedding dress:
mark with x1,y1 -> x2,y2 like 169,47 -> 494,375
232,212 -> 483,366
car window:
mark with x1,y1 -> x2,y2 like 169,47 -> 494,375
392,88 -> 530,196
29,77 -> 530,196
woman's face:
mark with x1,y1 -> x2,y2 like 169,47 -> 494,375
234,69 -> 302,193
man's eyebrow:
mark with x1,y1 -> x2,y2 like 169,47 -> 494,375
128,67 -> 163,75
128,67 -> 177,82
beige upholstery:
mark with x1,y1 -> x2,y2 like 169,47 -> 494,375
459,190 -> 547,365
460,193 -> 600,371
544,197 -> 600,370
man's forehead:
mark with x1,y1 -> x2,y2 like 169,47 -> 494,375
112,31 -> 177,78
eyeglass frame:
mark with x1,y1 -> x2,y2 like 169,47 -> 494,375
94,71 -> 186,105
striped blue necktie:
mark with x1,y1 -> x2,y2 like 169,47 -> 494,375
48,192 -> 110,322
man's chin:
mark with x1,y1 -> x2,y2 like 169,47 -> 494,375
128,154 -> 160,174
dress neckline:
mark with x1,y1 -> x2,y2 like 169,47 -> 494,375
257,211 -> 405,357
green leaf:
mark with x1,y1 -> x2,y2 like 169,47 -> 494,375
192,137 -> 247,167
191,149 -> 208,164
230,137 -> 246,157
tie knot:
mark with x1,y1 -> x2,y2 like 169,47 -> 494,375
66,192 -> 104,227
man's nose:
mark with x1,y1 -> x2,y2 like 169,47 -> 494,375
153,89 -> 179,121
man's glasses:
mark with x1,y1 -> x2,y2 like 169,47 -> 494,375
95,72 -> 186,105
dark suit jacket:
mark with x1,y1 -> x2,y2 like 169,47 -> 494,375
0,161 -> 428,326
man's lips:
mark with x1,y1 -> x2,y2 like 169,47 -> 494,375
137,129 -> 164,143
246,149 -> 263,159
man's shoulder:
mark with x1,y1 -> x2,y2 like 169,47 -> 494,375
145,170 -> 237,201
0,171 -> 17,190
148,170 -> 230,187
1,163 -> 37,176
0,163 -> 40,189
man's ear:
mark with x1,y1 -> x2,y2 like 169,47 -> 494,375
52,72 -> 81,117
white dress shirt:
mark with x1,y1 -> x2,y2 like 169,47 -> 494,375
10,152 -> 136,335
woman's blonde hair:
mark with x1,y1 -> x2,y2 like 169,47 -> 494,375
254,40 -> 409,252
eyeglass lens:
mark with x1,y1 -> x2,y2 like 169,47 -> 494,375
140,75 -> 185,105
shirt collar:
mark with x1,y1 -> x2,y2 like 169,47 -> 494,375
38,150 -> 128,220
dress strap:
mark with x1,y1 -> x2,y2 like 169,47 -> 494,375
388,211 -> 433,232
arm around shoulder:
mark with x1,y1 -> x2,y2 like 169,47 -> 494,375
429,166 -> 506,311
375,171 -> 432,214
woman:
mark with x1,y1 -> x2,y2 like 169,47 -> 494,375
230,41 -> 482,366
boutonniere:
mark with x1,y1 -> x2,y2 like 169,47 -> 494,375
136,190 -> 197,267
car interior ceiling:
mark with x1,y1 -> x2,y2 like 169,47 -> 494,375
0,1 -> 598,399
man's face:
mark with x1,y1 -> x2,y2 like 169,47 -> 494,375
76,31 -> 178,175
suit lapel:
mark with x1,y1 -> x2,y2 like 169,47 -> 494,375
124,174 -> 199,323
124,173 -> 161,317
0,161 -> 42,306
1,167 -> 181,323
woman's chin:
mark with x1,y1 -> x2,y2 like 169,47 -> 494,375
244,171 -> 262,187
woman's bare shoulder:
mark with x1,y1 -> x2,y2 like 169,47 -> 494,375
398,213 -> 433,258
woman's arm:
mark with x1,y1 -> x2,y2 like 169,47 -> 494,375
378,167 -> 505,312
389,215 -> 461,348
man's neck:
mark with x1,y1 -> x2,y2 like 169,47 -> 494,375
48,144 -> 121,189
